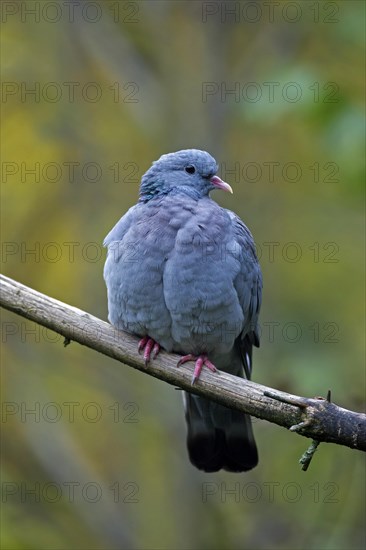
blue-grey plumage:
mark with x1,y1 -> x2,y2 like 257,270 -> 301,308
103,149 -> 262,472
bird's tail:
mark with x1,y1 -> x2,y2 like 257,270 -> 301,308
183,392 -> 258,472
183,334 -> 259,472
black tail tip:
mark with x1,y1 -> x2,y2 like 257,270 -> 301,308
187,430 -> 258,473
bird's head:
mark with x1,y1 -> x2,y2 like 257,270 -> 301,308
139,149 -> 233,201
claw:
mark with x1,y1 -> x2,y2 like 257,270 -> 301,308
138,337 -> 160,365
177,354 -> 218,385
138,336 -> 149,354
151,342 -> 160,360
177,354 -> 196,367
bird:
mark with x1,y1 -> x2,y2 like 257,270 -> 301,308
103,149 -> 262,472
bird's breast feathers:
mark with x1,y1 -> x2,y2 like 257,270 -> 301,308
104,195 -> 253,353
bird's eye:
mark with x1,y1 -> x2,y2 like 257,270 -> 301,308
185,165 -> 196,174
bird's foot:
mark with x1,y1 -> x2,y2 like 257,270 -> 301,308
177,354 -> 217,385
138,336 -> 161,366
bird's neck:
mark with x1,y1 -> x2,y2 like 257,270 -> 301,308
139,186 -> 208,203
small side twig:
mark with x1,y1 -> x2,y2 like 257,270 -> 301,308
299,440 -> 321,471
263,390 -> 308,409
265,389 -> 334,471
298,390 -> 332,471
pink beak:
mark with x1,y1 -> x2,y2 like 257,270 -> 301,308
210,175 -> 233,194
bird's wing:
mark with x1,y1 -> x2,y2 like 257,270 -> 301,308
103,200 -> 175,348
226,210 -> 262,379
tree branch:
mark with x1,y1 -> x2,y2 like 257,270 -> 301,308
1,274 -> 365,456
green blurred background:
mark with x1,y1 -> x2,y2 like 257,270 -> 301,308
1,1 -> 365,549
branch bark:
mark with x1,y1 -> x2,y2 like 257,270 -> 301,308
1,273 -> 365,454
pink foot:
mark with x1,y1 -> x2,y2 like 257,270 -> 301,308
177,354 -> 218,385
138,336 -> 161,366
